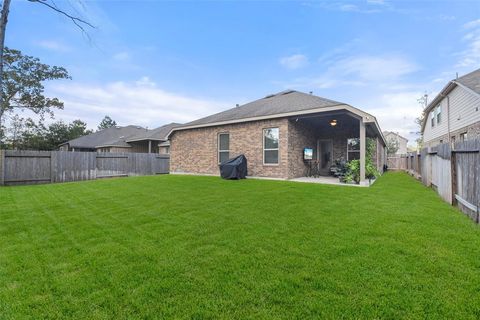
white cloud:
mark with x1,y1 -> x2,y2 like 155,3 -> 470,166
35,40 -> 72,52
288,54 -> 418,89
113,51 -> 130,61
340,4 -> 358,12
279,54 -> 308,70
334,55 -> 418,81
45,78 -> 231,129
456,20 -> 480,68
365,92 -> 425,145
464,19 -> 480,29
367,0 -> 385,4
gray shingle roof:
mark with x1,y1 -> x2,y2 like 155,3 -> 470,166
64,125 -> 148,149
456,68 -> 480,95
126,122 -> 182,141
63,123 -> 182,149
181,90 -> 345,127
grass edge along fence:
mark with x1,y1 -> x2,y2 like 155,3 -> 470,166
0,150 -> 169,186
387,139 -> 480,223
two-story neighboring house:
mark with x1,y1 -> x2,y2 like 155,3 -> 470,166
421,68 -> 480,148
383,131 -> 408,155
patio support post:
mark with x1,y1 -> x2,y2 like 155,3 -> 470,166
359,119 -> 366,183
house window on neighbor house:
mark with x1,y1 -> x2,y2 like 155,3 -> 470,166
436,105 -> 442,124
263,128 -> 279,164
347,138 -> 360,161
218,133 -> 230,164
460,132 -> 468,142
431,110 -> 435,127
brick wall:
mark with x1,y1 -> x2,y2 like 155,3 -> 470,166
287,119 -> 317,179
423,121 -> 480,148
171,116 -> 384,179
170,118 -> 289,178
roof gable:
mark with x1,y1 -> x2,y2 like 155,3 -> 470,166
421,68 -> 480,132
456,68 -> 480,95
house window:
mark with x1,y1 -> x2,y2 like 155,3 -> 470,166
218,133 -> 230,164
347,138 -> 360,161
436,105 -> 442,124
460,132 -> 468,142
431,110 -> 435,127
263,128 -> 279,164
451,136 -> 456,143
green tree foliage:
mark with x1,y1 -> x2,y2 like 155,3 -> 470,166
97,115 -> 117,131
386,137 -> 400,155
3,119 -> 92,150
0,47 -> 70,143
344,138 -> 380,183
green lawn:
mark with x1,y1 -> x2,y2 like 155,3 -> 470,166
1,172 -> 480,319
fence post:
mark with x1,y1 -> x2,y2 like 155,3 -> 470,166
50,151 -> 55,183
0,150 -> 4,186
451,145 -> 457,206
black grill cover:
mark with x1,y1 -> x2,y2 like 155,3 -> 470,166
219,154 -> 248,179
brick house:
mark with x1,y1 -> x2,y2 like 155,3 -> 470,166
168,90 -> 386,183
59,123 -> 181,154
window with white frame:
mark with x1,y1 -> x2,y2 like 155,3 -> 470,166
263,128 -> 279,164
218,133 -> 230,164
347,138 -> 360,161
460,132 -> 468,142
436,105 -> 442,124
431,110 -> 435,127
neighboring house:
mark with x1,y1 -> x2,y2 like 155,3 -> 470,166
168,90 -> 386,183
383,131 -> 408,155
422,68 -> 480,148
59,123 -> 181,153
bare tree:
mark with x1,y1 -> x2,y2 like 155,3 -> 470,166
0,0 -> 94,144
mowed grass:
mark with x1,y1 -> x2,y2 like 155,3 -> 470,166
1,172 -> 480,319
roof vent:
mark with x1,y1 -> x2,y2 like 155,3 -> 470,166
236,104 -> 240,107
264,94 -> 276,99
281,90 -> 295,95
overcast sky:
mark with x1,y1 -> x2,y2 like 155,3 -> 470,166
6,0 -> 480,145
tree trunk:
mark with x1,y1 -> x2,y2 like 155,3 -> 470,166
0,0 -> 11,145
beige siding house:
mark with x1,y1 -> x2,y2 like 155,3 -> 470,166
422,68 -> 480,147
383,131 -> 408,155
168,90 -> 386,183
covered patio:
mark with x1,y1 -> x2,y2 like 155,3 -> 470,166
288,107 -> 386,185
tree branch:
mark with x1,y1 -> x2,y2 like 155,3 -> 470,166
28,0 -> 95,36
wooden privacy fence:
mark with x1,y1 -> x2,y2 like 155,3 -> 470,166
0,150 -> 170,186
389,140 -> 480,223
